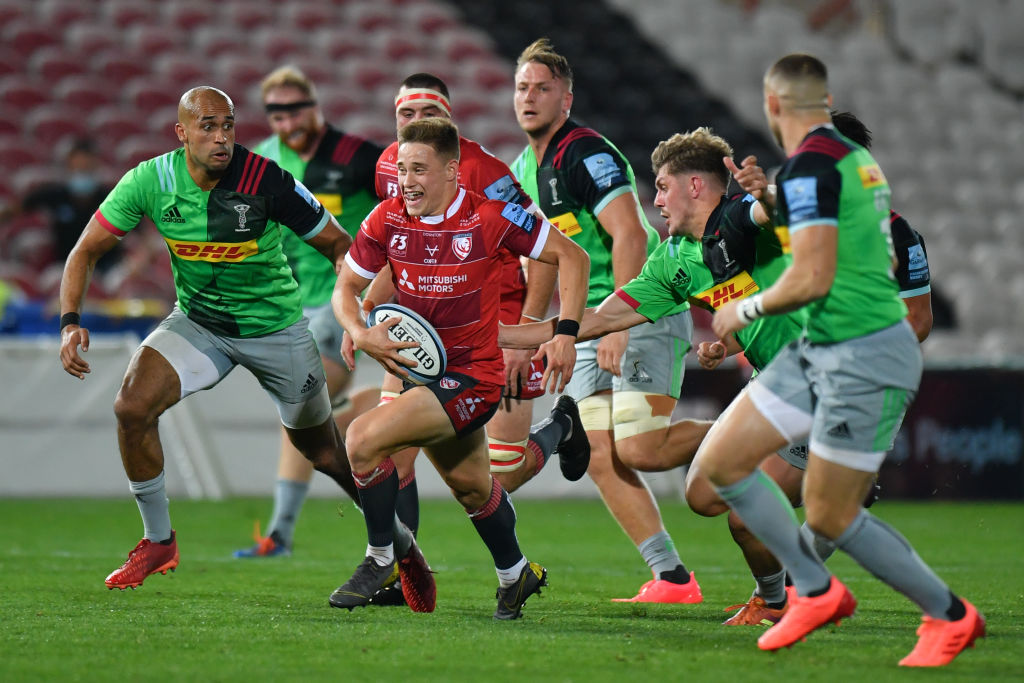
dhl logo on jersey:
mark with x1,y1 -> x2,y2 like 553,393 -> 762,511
696,272 -> 759,310
549,212 -> 582,237
774,226 -> 792,254
315,193 -> 342,217
857,164 -> 886,189
165,238 -> 259,262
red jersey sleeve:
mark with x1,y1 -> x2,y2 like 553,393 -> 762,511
458,138 -> 536,211
344,202 -> 392,279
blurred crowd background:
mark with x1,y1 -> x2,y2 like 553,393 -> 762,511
1,0 -> 1022,360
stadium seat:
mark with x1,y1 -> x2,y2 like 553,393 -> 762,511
2,20 -> 62,58
123,24 -> 180,59
103,0 -> 157,28
28,46 -> 89,84
0,75 -> 50,109
222,0 -> 276,30
279,2 -> 337,30
93,53 -> 151,84
459,59 -> 511,92
213,54 -> 273,93
339,58 -> 395,92
163,2 -> 220,31
25,106 -> 89,148
55,77 -> 119,118
88,106 -> 152,143
191,25 -> 251,60
62,23 -> 119,58
152,54 -> 208,93
252,28 -> 303,62
0,107 -> 18,137
0,139 -> 47,170
403,2 -> 461,34
308,25 -> 370,61
436,26 -> 496,62
0,1 -> 26,28
35,0 -> 93,28
125,80 -> 181,117
114,135 -> 177,169
0,45 -> 26,79
346,3 -> 399,32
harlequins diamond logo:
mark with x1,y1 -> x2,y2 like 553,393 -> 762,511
161,206 -> 185,224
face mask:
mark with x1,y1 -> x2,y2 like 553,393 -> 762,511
68,172 -> 99,196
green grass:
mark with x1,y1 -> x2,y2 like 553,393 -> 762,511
0,498 -> 1019,682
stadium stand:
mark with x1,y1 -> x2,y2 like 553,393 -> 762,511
0,0 -> 1020,358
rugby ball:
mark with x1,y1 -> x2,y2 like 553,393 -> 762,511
366,303 -> 447,385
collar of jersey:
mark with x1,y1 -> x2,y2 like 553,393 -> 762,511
418,187 -> 466,224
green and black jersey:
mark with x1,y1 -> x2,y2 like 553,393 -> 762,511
618,195 -> 803,371
255,125 -> 382,307
890,211 -> 930,298
774,125 -> 906,343
511,119 -> 669,310
95,144 -> 329,337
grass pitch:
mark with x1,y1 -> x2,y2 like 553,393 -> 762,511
0,497 -> 1019,682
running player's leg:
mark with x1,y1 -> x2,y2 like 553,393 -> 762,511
600,312 -> 701,602
106,310 -> 235,588
379,371 -> 421,535
720,453 -> 804,624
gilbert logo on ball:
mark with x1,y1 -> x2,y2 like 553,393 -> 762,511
367,303 -> 447,385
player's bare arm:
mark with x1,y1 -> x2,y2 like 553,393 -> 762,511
58,217 -> 120,379
713,223 -> 837,339
594,192 -> 648,376
305,216 -> 352,271
904,292 -> 933,342
531,225 -> 589,393
332,264 -> 418,379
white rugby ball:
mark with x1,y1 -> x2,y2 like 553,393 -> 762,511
366,303 -> 447,385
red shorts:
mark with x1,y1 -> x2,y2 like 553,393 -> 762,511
411,371 -> 502,437
502,357 -> 546,400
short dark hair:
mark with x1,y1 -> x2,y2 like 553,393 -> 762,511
830,110 -> 872,149
400,73 -> 450,100
398,117 -> 460,161
767,53 -> 828,84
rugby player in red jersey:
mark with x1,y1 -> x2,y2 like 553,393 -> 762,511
330,117 -> 589,618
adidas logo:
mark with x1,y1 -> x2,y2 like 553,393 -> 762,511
300,373 -> 317,394
827,422 -> 852,439
161,206 -> 185,224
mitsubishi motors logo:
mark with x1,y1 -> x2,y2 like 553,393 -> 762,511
398,268 -> 417,292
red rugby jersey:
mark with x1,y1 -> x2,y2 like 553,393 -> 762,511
346,188 -> 551,385
376,136 -> 535,308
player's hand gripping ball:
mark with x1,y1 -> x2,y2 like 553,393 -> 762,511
366,303 -> 447,385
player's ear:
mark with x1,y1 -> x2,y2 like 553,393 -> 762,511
446,158 -> 458,181
175,122 -> 187,144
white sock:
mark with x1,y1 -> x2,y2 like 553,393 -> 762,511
366,543 -> 394,567
497,556 -> 528,587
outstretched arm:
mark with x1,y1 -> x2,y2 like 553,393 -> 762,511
59,217 -> 120,379
531,227 -> 589,393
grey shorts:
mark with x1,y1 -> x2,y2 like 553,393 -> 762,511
141,306 -> 331,429
748,320 -> 921,472
565,310 -> 692,401
305,302 -> 345,368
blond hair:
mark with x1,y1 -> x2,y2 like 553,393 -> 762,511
260,65 -> 318,101
516,38 -> 573,91
651,127 -> 733,189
